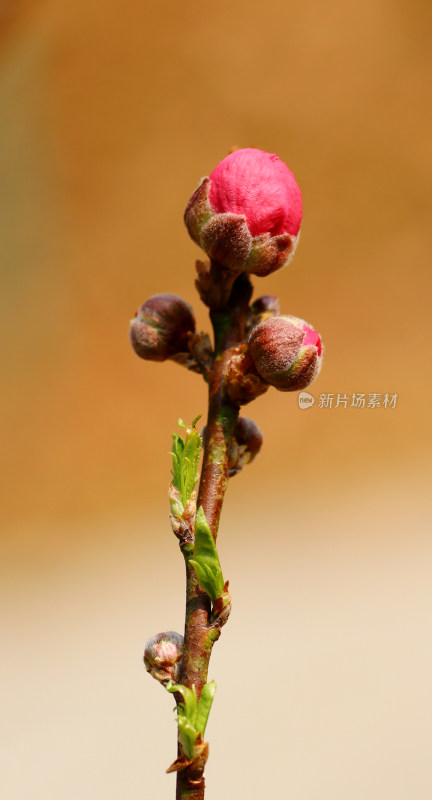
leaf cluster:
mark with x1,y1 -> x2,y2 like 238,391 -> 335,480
170,418 -> 226,603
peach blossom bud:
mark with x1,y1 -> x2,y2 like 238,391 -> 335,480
144,631 -> 183,684
129,294 -> 195,362
184,148 -> 302,276
248,315 -> 323,392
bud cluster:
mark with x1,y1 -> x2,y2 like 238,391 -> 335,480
130,149 -> 323,396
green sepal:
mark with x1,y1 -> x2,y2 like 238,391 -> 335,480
170,418 -> 202,509
189,506 -> 224,601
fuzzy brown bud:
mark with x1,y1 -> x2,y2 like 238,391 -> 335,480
251,295 -> 280,317
248,315 -> 323,392
228,417 -> 263,476
129,294 -> 195,362
144,631 -> 184,684
246,295 -> 280,334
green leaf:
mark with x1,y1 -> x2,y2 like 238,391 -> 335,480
166,680 -> 216,758
166,681 -> 197,719
177,716 -> 199,760
189,507 -> 224,601
195,680 -> 216,737
170,434 -> 184,493
170,418 -> 202,509
166,681 -> 198,759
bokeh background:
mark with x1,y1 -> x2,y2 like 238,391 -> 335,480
1,1 -> 431,798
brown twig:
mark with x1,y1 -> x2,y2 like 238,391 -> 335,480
175,270 -> 252,800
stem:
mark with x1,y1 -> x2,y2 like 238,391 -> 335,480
176,272 -> 252,800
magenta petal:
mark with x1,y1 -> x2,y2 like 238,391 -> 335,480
302,324 -> 322,355
209,148 -> 302,238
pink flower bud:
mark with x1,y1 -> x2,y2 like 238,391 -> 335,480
184,148 -> 302,277
129,294 -> 195,362
144,631 -> 183,684
248,315 -> 323,392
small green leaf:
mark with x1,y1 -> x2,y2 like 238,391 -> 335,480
195,680 -> 216,737
170,434 -> 184,491
189,507 -> 224,601
166,680 -> 216,758
166,681 -> 198,759
177,716 -> 199,759
166,681 -> 196,708
166,681 -> 197,719
170,419 -> 202,509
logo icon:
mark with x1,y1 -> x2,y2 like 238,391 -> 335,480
298,391 -> 315,410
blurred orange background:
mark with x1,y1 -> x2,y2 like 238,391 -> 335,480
1,1 -> 431,798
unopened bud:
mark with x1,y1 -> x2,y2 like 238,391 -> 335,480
228,417 -> 263,476
248,315 -> 323,392
144,631 -> 183,684
129,294 -> 195,362
184,148 -> 302,276
251,295 -> 280,317
246,295 -> 280,334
